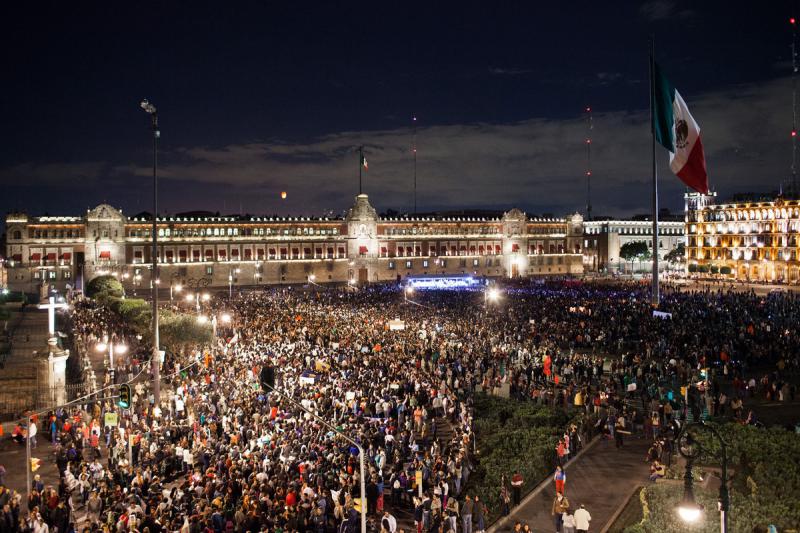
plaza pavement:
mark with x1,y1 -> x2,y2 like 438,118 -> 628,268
489,435 -> 651,533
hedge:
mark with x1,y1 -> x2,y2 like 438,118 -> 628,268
468,394 -> 571,522
627,423 -> 800,532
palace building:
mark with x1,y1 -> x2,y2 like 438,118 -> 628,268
4,194 -> 585,294
685,191 -> 800,282
583,219 -> 685,272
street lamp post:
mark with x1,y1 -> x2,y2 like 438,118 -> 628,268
228,268 -> 240,299
140,98 -> 161,404
675,421 -> 730,533
170,282 -> 182,304
485,286 -> 500,308
95,337 -> 128,377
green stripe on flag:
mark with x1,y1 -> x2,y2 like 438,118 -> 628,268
653,61 -> 676,152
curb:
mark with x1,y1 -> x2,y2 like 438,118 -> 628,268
487,435 -> 600,533
600,484 -> 642,533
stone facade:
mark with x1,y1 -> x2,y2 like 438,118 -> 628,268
583,219 -> 686,272
685,192 -> 800,282
5,195 -> 586,294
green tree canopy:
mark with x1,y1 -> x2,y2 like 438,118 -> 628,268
86,275 -> 124,298
159,311 -> 213,353
664,243 -> 686,264
619,241 -> 650,261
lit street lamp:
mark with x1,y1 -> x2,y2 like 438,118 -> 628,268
485,286 -> 500,307
95,337 -> 128,373
228,268 -> 241,298
140,97 -> 161,403
675,421 -> 730,532
170,282 -> 182,303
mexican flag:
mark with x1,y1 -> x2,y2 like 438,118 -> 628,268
360,152 -> 368,170
653,62 -> 709,194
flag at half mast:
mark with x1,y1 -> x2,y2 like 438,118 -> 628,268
360,152 -> 368,171
653,62 -> 709,194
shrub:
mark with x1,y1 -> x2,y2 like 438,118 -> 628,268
688,264 -> 698,273
469,394 -> 571,523
719,266 -> 732,275
86,275 -> 124,298
635,423 -> 800,531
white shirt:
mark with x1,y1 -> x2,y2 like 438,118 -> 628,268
574,508 -> 591,530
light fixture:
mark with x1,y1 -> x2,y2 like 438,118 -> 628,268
197,315 -> 209,324
677,499 -> 703,523
95,342 -> 108,353
488,288 -> 500,301
220,313 -> 232,323
140,99 -> 157,114
202,293 -> 211,301
174,284 -> 182,292
185,294 -> 195,302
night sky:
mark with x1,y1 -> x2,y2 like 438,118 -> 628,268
0,1 -> 794,222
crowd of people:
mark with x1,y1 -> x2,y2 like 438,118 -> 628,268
0,279 -> 797,533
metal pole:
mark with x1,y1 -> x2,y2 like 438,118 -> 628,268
149,109 -> 161,405
649,37 -> 660,307
359,453 -> 367,533
25,420 -> 31,503
359,146 -> 363,195
413,115 -> 417,214
718,432 -> 729,533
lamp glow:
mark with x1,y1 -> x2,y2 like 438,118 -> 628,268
677,503 -> 703,523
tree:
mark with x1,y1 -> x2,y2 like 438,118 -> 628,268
159,312 -> 213,354
86,275 -> 124,298
619,241 -> 650,273
664,243 -> 686,265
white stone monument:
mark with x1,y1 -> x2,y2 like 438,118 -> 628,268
37,297 -> 70,406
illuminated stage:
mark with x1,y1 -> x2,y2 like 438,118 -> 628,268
405,274 -> 486,290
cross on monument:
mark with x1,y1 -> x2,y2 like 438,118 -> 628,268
37,296 -> 68,337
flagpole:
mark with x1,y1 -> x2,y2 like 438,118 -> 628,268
649,36 -> 660,307
359,146 -> 363,194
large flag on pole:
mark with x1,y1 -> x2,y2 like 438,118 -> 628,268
653,62 -> 709,194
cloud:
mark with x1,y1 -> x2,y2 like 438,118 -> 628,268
639,0 -> 695,21
1,76 -> 792,218
488,67 -> 533,76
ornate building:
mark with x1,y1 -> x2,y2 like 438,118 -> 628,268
685,192 -> 800,282
5,194 -> 585,294
583,219 -> 685,272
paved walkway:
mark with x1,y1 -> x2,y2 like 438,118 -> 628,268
489,436 -> 651,533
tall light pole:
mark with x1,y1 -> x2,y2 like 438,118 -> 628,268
675,421 -> 730,533
140,98 -> 161,404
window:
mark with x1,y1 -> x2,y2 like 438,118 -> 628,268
388,261 -> 395,270
405,261 -> 412,269
63,271 -> 71,279
48,271 -> 57,280
423,260 -> 429,268
34,271 -> 41,279
206,266 -> 214,275
473,259 -> 479,267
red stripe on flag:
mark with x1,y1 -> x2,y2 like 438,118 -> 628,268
676,136 -> 708,194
